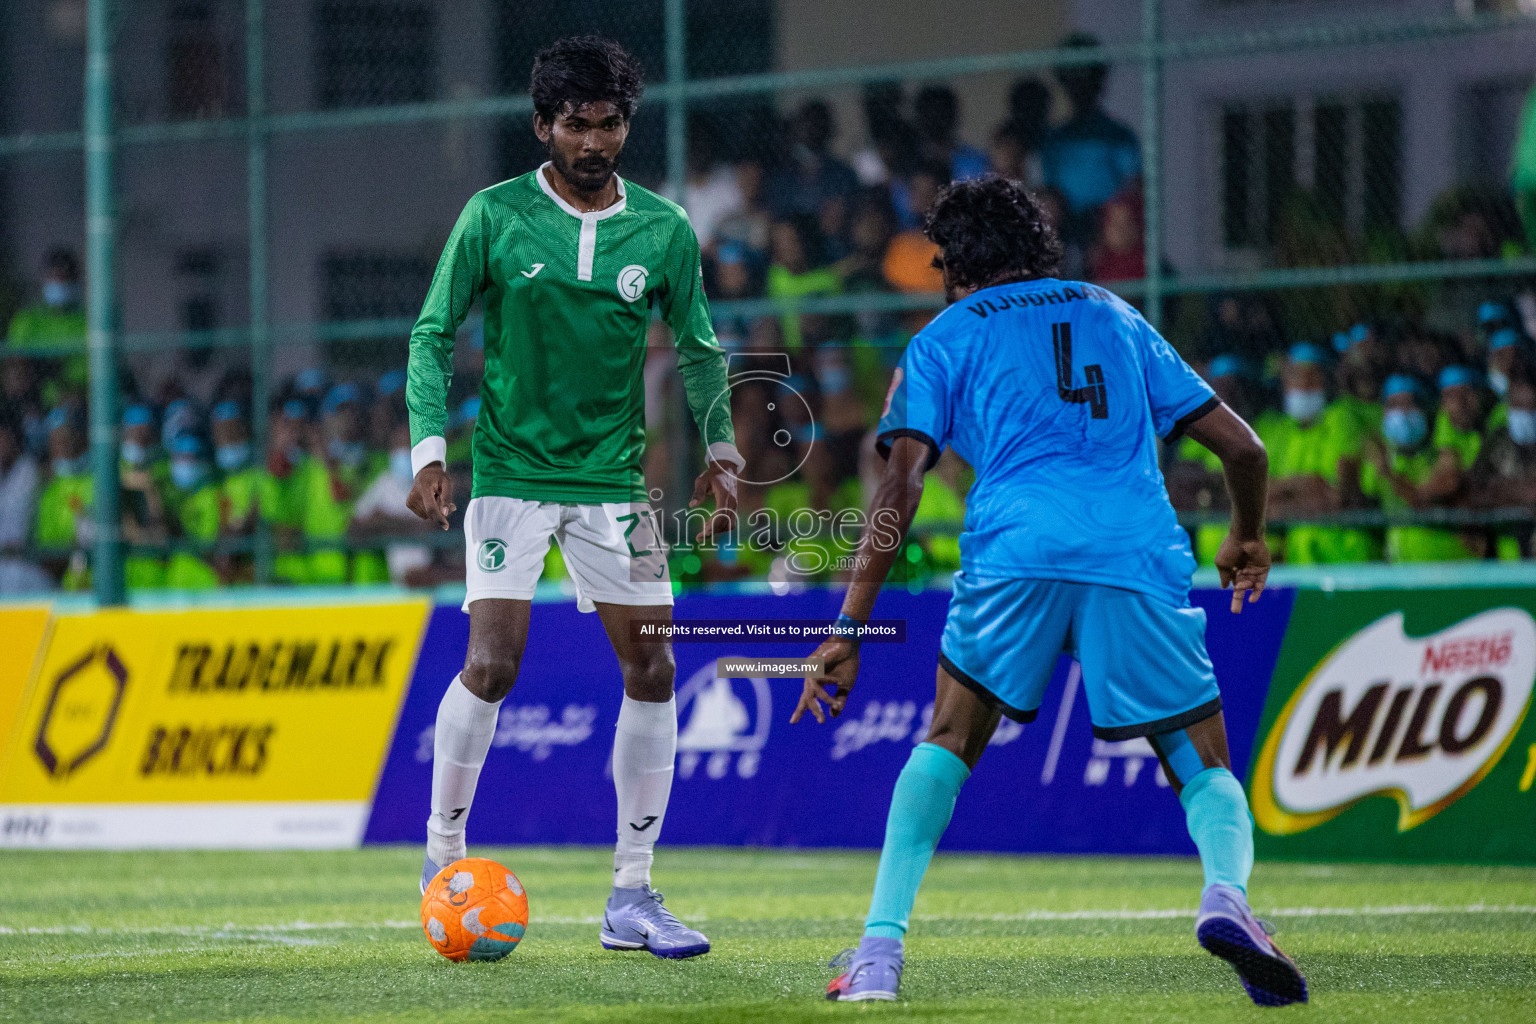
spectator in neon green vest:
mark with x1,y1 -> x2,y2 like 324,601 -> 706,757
265,399 -> 314,584
1168,354 -> 1285,564
1362,374 -> 1477,562
119,402 -> 168,590
164,434 -> 222,589
5,250 -> 89,400
1432,365 -> 1489,469
1330,322 -> 1386,440
1267,343 -> 1379,563
350,415 -> 434,585
299,383 -> 371,584
1468,371 -> 1536,560
5,249 -> 86,353
211,400 -> 276,584
33,407 -> 93,590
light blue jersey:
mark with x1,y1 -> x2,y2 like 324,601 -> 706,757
877,278 -> 1216,606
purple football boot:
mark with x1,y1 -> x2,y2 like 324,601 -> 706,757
1196,884 -> 1308,1006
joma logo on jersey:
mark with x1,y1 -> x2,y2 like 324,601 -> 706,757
617,264 -> 648,302
1253,609 -> 1536,835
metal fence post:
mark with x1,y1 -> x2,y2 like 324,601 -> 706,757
86,0 -> 123,605
247,0 -> 273,584
1141,0 -> 1164,332
664,0 -> 693,518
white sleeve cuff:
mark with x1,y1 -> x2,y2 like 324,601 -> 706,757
411,436 -> 447,477
707,441 -> 745,472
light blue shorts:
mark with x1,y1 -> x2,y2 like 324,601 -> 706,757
938,574 -> 1220,740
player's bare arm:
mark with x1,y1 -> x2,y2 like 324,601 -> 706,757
406,462 -> 456,530
792,435 -> 930,725
1184,402 -> 1270,614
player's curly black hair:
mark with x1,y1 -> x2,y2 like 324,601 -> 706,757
923,176 -> 1062,289
530,36 -> 645,124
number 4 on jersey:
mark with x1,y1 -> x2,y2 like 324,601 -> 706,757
1052,322 -> 1108,419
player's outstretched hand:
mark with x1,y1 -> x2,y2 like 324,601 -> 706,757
1216,534 -> 1270,614
689,460 -> 739,542
406,463 -> 457,531
791,638 -> 859,724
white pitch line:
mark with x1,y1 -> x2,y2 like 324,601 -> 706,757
919,904 -> 1536,922
1,904 -> 1532,937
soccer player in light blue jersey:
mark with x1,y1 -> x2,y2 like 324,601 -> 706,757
793,177 -> 1306,1006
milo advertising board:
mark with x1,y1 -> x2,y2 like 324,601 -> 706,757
1251,587 -> 1536,863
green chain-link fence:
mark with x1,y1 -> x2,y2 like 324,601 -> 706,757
0,0 -> 1533,602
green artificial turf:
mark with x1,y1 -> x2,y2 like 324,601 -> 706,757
1,847 -> 1533,1023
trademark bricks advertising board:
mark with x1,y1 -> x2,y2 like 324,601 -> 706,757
365,587 -> 1293,855
1251,587 -> 1536,864
0,601 -> 429,849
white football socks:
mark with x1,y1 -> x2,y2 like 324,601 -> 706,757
426,674 -> 502,866
612,695 -> 678,889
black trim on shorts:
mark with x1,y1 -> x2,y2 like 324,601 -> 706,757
1164,396 -> 1222,443
937,653 -> 1039,724
875,429 -> 942,470
1091,696 -> 1224,741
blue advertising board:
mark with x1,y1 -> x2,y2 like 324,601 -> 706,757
364,587 -> 1294,854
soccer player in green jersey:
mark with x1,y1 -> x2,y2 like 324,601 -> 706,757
404,36 -> 740,959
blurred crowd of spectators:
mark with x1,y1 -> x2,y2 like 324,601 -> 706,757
3,37 -> 1535,595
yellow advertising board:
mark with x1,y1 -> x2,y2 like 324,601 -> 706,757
0,605 -> 52,786
0,600 -> 427,848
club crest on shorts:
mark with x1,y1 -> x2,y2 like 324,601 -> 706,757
617,264 -> 648,302
477,538 -> 508,572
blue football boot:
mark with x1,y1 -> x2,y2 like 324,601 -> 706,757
600,886 -> 711,959
825,936 -> 903,1001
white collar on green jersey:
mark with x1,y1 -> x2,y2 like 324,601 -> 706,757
535,162 -> 627,221
536,162 -> 627,282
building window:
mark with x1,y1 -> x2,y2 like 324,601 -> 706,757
315,1 -> 436,109
1220,93 -> 1402,253
166,1 -> 233,119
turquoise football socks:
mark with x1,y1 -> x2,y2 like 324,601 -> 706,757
1179,766 -> 1254,894
863,742 -> 971,940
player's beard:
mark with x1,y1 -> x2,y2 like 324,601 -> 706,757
549,144 -> 622,196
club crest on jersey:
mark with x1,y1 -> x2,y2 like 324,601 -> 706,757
1252,608 -> 1536,835
617,264 -> 649,302
477,539 -> 508,572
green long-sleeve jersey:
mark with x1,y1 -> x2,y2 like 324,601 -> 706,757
406,165 -> 736,503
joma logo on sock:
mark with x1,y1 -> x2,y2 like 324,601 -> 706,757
1253,609 -> 1536,835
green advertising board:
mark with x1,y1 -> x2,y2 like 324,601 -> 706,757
1250,586 -> 1536,863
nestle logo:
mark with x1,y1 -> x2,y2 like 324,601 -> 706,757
1419,633 -> 1512,676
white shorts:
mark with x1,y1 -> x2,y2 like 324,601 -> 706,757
462,497 -> 673,613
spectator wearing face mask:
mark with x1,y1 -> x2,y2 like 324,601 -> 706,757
1362,374 -> 1477,562
6,250 -> 90,402
6,249 -> 86,353
1266,343 -> 1380,564
212,400 -> 275,584
297,383 -> 371,585
349,415 -> 434,586
164,433 -> 222,590
33,407 -> 92,590
118,403 -> 169,590
1468,371 -> 1536,560
1486,328 -> 1531,424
